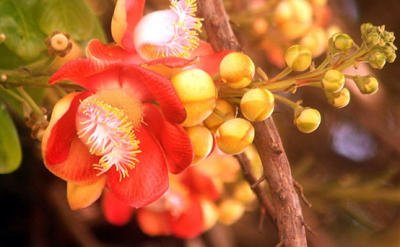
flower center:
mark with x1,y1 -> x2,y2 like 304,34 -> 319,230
76,90 -> 143,181
141,0 -> 203,59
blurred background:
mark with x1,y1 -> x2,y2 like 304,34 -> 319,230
1,0 -> 400,246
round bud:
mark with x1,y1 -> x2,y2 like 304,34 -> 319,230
368,52 -> 386,69
171,68 -> 216,127
325,88 -> 350,108
386,52 -> 396,63
294,107 -> 321,133
332,33 -> 353,51
220,52 -> 255,89
300,27 -> 326,57
273,0 -> 313,40
233,181 -> 256,204
45,31 -> 73,57
216,118 -> 255,155
367,33 -> 380,46
322,69 -> 345,93
285,45 -> 312,71
203,99 -> 237,133
185,125 -> 214,164
218,199 -> 245,225
200,199 -> 219,231
353,75 -> 379,94
240,89 -> 274,122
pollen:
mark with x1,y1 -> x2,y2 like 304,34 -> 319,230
76,92 -> 143,181
144,0 -> 203,59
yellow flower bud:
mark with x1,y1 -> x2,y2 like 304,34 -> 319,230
325,87 -> 350,108
233,181 -> 256,204
330,33 -> 353,52
368,51 -> 386,69
220,52 -> 255,89
171,68 -> 216,127
240,89 -> 274,122
216,118 -> 255,155
218,199 -> 245,225
200,199 -> 219,231
273,0 -> 313,40
285,45 -> 312,71
252,18 -> 269,37
203,99 -> 237,133
300,27 -> 326,57
294,107 -> 321,133
353,75 -> 379,94
185,125 -> 214,164
322,69 -> 345,93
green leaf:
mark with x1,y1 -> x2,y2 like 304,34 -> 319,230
0,102 -> 22,174
0,0 -> 48,64
36,0 -> 96,41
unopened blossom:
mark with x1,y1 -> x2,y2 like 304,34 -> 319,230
42,58 -> 194,209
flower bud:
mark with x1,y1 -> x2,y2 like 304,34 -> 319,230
240,89 -> 274,122
322,70 -> 345,92
273,0 -> 313,40
200,199 -> 219,231
45,31 -> 73,57
353,75 -> 379,94
367,33 -> 380,46
216,118 -> 255,155
171,68 -> 216,127
185,125 -> 214,164
220,52 -> 255,89
285,45 -> 312,71
386,52 -> 396,63
218,199 -> 245,225
325,88 -> 350,108
203,99 -> 237,133
294,107 -> 321,133
368,51 -> 386,69
233,181 -> 256,204
300,27 -> 326,57
332,33 -> 353,51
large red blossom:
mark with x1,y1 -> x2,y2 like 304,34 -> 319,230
86,0 -> 231,76
42,57 -> 194,208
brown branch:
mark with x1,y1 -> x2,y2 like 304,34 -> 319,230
197,1 -> 308,246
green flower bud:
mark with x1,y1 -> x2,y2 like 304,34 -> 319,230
220,52 -> 255,89
368,52 -> 386,69
216,118 -> 255,155
360,23 -> 373,39
322,70 -> 345,92
386,52 -> 396,63
240,89 -> 275,122
353,75 -> 379,94
325,88 -> 350,108
294,107 -> 321,133
367,33 -> 381,46
285,45 -> 312,71
332,33 -> 353,51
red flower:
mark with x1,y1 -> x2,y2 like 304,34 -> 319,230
86,0 -> 231,76
42,57 -> 194,208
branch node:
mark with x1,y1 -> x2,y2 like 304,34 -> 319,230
251,174 -> 266,190
293,179 -> 312,208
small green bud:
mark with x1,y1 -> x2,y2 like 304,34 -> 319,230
386,52 -> 396,63
367,33 -> 381,46
353,75 -> 379,94
285,45 -> 312,71
333,33 -> 353,51
325,88 -> 350,108
361,23 -> 373,39
240,89 -> 275,122
294,107 -> 321,133
368,52 -> 386,69
322,70 -> 345,92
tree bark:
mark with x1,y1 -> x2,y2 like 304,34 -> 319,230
197,1 -> 308,246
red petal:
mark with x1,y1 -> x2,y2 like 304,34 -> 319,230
119,64 -> 186,123
106,125 -> 169,208
143,104 -> 193,174
122,0 -> 145,53
168,195 -> 204,239
86,39 -> 145,64
102,189 -> 134,226
180,167 -> 221,201
49,57 -> 124,92
190,41 -> 215,57
189,50 -> 233,76
44,92 -> 90,165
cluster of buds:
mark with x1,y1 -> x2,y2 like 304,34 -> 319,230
360,23 -> 397,68
171,23 -> 396,154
